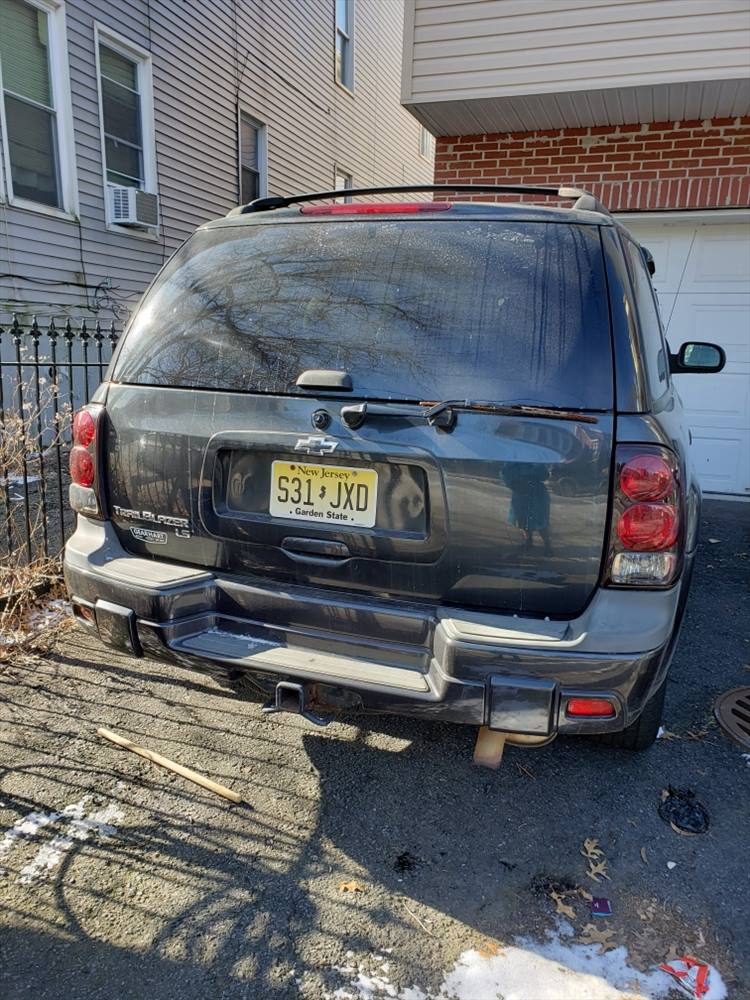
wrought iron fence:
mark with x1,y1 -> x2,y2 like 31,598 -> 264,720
0,316 -> 119,566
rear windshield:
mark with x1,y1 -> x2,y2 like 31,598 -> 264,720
113,219 -> 613,409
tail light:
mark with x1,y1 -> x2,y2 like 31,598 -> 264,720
605,445 -> 682,587
616,504 -> 678,550
69,404 -> 105,518
619,453 -> 673,501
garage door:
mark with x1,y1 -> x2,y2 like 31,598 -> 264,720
624,217 -> 750,497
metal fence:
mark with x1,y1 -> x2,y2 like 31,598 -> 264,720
0,316 -> 119,566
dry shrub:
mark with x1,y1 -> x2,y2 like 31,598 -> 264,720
0,579 -> 74,666
1,371 -> 73,660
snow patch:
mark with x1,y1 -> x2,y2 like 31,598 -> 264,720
441,945 -> 657,999
323,929 -> 727,1000
19,836 -> 73,884
64,799 -> 122,840
0,810 -> 59,855
0,796 -> 123,883
27,597 -> 70,629
327,955 -> 413,1000
0,597 -> 70,647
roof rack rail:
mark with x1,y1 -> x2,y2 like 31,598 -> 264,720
233,184 -> 610,217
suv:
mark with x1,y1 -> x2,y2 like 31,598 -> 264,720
64,184 -> 725,751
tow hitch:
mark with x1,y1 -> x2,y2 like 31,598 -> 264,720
262,681 -> 331,727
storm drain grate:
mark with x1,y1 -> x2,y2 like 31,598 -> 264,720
714,687 -> 750,750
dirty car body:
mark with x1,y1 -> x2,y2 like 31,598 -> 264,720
64,186 -> 725,750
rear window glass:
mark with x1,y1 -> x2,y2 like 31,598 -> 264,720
113,219 -> 613,409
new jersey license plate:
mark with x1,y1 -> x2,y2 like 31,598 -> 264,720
269,461 -> 378,528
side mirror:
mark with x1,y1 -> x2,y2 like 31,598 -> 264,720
669,342 -> 726,374
642,246 -> 656,276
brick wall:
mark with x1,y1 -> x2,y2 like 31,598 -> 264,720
435,117 -> 750,211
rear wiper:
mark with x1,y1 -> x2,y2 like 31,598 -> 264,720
423,399 -> 599,425
341,401 -> 455,430
341,399 -> 598,431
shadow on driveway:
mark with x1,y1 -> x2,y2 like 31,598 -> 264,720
0,499 -> 747,998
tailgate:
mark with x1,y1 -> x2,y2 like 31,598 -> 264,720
104,385 -> 611,617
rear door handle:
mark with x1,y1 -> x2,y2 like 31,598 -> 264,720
281,536 -> 351,564
296,369 -> 352,391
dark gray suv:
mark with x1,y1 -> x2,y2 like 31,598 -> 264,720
63,185 -> 725,751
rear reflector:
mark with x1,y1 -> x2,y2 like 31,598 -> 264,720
616,502 -> 678,551
73,603 -> 95,624
566,697 -> 616,718
300,201 -> 452,215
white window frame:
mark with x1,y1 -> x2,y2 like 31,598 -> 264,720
334,166 -> 353,203
419,125 -> 432,160
94,23 -> 157,232
0,0 -> 78,219
237,108 -> 267,204
334,0 -> 355,94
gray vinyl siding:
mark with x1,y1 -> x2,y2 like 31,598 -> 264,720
0,0 -> 432,323
401,0 -> 750,134
403,0 -> 750,102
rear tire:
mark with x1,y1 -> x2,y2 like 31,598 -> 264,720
593,680 -> 666,751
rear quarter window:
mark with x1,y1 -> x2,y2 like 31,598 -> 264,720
623,237 -> 670,403
113,219 -> 614,410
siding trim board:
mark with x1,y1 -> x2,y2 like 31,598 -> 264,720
409,79 -> 750,138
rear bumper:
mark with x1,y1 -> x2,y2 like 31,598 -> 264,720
64,518 -> 687,736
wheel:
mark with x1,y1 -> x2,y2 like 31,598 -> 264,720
593,679 -> 666,751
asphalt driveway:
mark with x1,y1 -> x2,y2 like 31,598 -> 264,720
0,499 -> 748,999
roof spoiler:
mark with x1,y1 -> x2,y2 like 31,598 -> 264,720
229,184 -> 610,216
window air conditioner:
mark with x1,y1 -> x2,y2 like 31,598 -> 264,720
108,185 -> 159,228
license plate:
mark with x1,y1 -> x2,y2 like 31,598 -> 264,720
269,460 -> 378,528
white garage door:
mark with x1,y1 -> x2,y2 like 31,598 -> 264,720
624,216 -> 750,497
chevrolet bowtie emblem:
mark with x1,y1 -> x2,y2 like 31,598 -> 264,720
294,435 -> 338,455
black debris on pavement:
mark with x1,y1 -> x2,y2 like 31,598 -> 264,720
393,851 -> 421,873
658,786 -> 710,835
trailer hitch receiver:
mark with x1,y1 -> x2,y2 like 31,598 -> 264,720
262,681 -> 331,727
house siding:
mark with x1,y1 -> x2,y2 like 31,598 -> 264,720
0,0 -> 433,322
403,0 -> 750,103
434,117 -> 750,212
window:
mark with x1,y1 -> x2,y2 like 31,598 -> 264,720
114,221 -> 613,411
239,113 -> 266,204
335,0 -> 354,91
419,126 -> 432,159
624,238 -> 669,402
99,45 -> 144,187
334,167 -> 352,203
0,0 -> 75,212
95,26 -> 156,212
